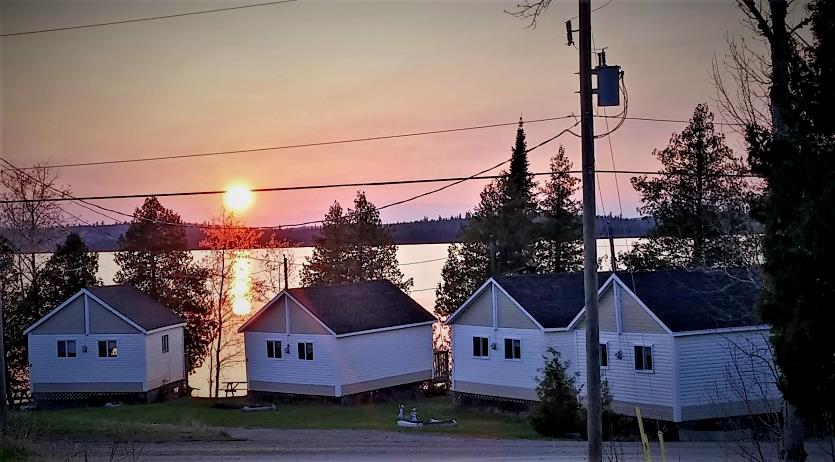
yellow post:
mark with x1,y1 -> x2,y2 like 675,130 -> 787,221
658,431 -> 667,462
635,407 -> 653,462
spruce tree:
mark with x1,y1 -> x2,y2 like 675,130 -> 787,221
622,104 -> 755,270
748,0 -> 835,421
114,197 -> 213,373
435,124 -> 581,317
433,242 -> 489,317
533,146 -> 583,273
302,191 -> 412,291
529,348 -> 583,437
463,119 -> 538,274
301,201 -> 352,287
39,233 -> 100,311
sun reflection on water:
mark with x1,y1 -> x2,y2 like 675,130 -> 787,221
231,251 -> 252,316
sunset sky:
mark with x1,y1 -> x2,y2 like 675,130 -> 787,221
1,0 -> 777,227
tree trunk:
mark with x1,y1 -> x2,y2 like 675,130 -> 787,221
784,402 -> 807,462
695,137 -> 705,266
765,1 -> 806,459
213,250 -> 226,399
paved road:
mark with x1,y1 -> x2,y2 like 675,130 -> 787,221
37,428 -> 832,461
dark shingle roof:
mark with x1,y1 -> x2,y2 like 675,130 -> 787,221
617,268 -> 762,332
87,285 -> 185,331
492,272 -> 610,328
283,280 -> 435,334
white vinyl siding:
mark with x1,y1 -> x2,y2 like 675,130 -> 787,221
451,325 -> 576,401
244,332 -> 339,390
576,330 -> 675,408
338,324 -> 433,390
676,331 -> 781,412
29,333 -> 146,388
145,327 -> 185,390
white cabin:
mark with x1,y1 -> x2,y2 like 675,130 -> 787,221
445,274 -> 597,401
24,285 -> 187,402
448,269 -> 781,422
239,280 -> 436,399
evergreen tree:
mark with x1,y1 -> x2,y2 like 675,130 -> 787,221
529,348 -> 583,437
39,233 -> 100,310
114,197 -> 213,373
301,201 -> 352,287
435,126 -> 582,317
532,146 -> 583,273
301,191 -> 412,291
462,119 -> 538,274
622,104 -> 755,270
747,0 -> 835,423
433,242 -> 489,317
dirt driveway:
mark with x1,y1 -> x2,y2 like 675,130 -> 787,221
36,428 -> 831,461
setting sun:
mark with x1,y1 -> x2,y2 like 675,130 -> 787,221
224,184 -> 254,212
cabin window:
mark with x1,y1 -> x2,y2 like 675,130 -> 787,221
162,335 -> 169,353
98,340 -> 118,358
297,342 -> 313,360
472,336 -> 489,358
600,343 -> 609,368
267,340 -> 282,359
634,345 -> 653,371
57,340 -> 76,358
504,338 -> 521,360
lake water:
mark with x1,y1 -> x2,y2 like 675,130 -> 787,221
92,239 -> 640,396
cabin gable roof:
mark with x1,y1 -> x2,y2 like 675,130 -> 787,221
240,280 -> 434,335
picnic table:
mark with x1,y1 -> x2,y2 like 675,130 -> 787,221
222,381 -> 247,397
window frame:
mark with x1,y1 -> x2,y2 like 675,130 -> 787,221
472,336 -> 489,359
57,340 -> 77,358
297,342 -> 314,361
98,339 -> 118,358
633,344 -> 654,372
503,338 -> 521,360
267,340 -> 283,359
161,334 -> 169,354
600,343 -> 609,369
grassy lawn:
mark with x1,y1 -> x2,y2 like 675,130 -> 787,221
15,396 -> 539,441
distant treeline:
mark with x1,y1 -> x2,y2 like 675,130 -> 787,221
4,215 -> 657,253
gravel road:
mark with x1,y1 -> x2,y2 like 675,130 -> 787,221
35,428 -> 832,461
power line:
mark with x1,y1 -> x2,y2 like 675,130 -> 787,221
12,116 -> 577,170
241,253 -> 447,267
0,0 -> 300,37
410,287 -> 437,293
0,168 -> 763,205
567,0 -> 615,22
6,114 -> 744,171
398,256 -> 448,266
0,122 -> 581,230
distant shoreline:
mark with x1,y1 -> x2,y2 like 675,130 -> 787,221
3,215 -> 656,253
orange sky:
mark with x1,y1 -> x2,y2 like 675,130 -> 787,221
1,0 -> 779,227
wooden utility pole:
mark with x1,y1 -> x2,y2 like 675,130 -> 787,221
608,223 -> 617,273
283,255 -> 289,290
579,0 -> 602,459
0,284 -> 7,427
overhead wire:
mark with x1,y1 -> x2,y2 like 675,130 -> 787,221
5,114 -> 744,172
11,115 -> 578,170
0,167 -> 763,206
0,120 -> 582,230
0,0 -> 300,37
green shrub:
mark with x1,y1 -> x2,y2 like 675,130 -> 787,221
529,348 -> 583,437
